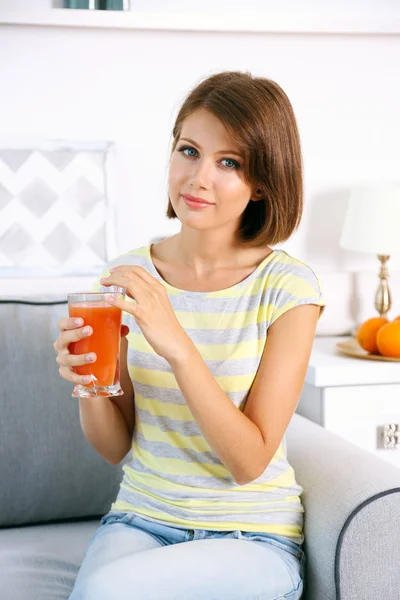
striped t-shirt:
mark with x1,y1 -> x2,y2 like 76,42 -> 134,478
94,243 -> 325,544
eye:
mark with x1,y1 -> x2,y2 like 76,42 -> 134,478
177,145 -> 198,158
221,158 -> 240,170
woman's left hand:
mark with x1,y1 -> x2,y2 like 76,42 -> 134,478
100,265 -> 193,363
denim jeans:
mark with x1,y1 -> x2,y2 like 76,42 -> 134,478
69,511 -> 306,600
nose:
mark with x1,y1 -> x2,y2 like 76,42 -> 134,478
189,157 -> 213,189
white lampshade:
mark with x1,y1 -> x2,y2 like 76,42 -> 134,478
340,183 -> 400,255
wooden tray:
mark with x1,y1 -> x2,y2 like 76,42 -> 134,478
336,337 -> 400,362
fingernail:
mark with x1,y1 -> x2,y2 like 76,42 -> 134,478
82,327 -> 91,335
74,318 -> 83,326
83,376 -> 91,384
85,353 -> 95,362
106,295 -> 115,303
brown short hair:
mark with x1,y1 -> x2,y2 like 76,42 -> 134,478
166,71 -> 303,247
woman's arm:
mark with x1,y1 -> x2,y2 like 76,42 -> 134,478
169,304 -> 320,485
79,335 -> 135,465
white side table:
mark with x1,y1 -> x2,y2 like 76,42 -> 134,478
297,336 -> 400,468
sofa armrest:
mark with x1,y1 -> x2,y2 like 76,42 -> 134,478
286,413 -> 400,600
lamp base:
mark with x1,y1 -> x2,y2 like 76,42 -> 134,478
375,255 -> 391,318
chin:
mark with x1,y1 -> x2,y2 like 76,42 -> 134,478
178,217 -> 211,230
171,203 -> 206,223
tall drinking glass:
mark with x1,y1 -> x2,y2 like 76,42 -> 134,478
67,288 -> 125,398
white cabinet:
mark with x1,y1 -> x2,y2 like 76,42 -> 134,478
297,337 -> 400,468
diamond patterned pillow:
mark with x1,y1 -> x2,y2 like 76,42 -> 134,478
0,144 -> 113,273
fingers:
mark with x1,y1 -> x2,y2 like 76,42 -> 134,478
56,350 -> 97,369
110,265 -> 159,286
55,318 -> 96,385
104,296 -> 139,316
100,271 -> 152,305
53,324 -> 93,352
58,364 -> 93,385
58,317 -> 84,331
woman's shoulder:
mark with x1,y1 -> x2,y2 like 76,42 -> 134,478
266,248 -> 323,290
262,248 -> 326,324
92,244 -> 152,289
101,244 -> 152,272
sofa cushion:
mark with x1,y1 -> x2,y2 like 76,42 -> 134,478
0,297 -> 122,527
0,519 -> 98,600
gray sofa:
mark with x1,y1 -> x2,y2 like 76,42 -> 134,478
1,297 -> 399,600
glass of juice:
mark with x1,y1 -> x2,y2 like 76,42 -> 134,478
67,287 -> 125,398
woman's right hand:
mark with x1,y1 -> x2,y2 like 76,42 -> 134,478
53,317 -> 95,385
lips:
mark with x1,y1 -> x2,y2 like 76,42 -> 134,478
182,194 -> 214,208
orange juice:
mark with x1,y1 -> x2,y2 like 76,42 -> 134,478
68,302 -> 122,387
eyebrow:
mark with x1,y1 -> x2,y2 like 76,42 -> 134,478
180,137 -> 244,158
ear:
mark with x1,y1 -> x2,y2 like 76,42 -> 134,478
250,188 -> 263,202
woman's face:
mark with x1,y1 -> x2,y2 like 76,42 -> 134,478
168,109 -> 256,232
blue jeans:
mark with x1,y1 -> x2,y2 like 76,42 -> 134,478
69,511 -> 306,600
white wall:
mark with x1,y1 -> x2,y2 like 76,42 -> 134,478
0,7 -> 399,333
9,0 -> 399,16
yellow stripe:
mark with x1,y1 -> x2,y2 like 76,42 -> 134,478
173,277 -> 321,329
131,440 -> 230,479
123,460 -> 291,496
120,481 -> 298,512
174,305 -> 268,330
125,459 -> 295,490
136,420 -> 285,466
121,477 -> 299,512
270,297 -> 325,325
129,365 -> 179,390
134,393 -> 194,421
131,246 -> 148,258
110,500 -> 302,537
91,267 -> 110,292
137,419 -> 210,452
128,332 -> 265,361
129,365 -> 255,394
209,274 -> 270,298
268,272 -> 322,298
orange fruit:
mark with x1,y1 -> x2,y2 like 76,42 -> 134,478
356,317 -> 389,354
377,321 -> 400,358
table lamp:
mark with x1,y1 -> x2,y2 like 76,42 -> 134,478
339,183 -> 400,319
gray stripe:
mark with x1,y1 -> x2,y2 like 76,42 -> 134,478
105,252 -> 151,271
129,348 -> 263,377
132,322 -> 267,345
133,382 -> 248,408
134,425 -> 290,478
116,484 -> 303,525
128,455 -> 233,487
130,437 -> 291,488
262,253 -> 321,293
122,465 -> 301,504
134,384 -> 186,406
175,322 -> 263,344
114,488 -> 304,525
137,410 -> 203,436
134,430 -> 223,466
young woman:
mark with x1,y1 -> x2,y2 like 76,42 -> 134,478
55,71 -> 325,600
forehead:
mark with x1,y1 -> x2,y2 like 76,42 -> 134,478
180,109 -> 241,151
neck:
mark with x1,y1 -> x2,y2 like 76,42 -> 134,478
170,229 -> 242,274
